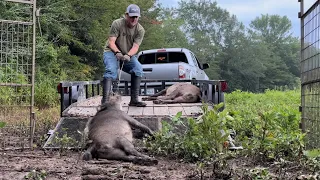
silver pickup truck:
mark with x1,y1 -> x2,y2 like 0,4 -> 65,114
120,48 -> 210,81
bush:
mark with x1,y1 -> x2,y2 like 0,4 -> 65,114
34,71 -> 59,108
144,103 -> 231,162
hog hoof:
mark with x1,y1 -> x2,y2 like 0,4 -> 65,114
153,100 -> 162,104
82,151 -> 93,161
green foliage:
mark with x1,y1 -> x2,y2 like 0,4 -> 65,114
50,129 -> 77,155
24,169 -> 47,180
0,66 -> 30,105
146,89 -> 308,170
248,14 -> 300,91
145,103 -> 231,162
34,71 -> 59,108
303,149 -> 320,173
226,89 -> 304,161
243,168 -> 272,180
0,122 -> 6,128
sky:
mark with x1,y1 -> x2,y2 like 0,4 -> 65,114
158,0 -> 315,37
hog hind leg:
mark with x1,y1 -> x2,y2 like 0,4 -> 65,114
141,96 -> 158,101
142,88 -> 167,101
97,145 -> 157,166
154,96 -> 191,104
116,137 -> 158,165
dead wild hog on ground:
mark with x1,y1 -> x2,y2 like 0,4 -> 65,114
82,94 -> 158,165
142,83 -> 201,104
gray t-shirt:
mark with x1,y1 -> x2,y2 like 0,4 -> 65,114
104,18 -> 145,54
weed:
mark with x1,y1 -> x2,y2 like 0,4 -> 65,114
243,167 -> 272,180
50,128 -> 77,156
144,103 -> 231,163
24,169 -> 47,180
0,121 -> 6,128
303,149 -> 320,173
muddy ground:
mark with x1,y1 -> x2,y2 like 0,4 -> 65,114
0,148 -> 200,180
0,146 -> 317,180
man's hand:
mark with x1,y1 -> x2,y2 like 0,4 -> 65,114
115,52 -> 124,61
121,54 -> 131,62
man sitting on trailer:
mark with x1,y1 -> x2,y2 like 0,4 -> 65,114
101,4 -> 146,107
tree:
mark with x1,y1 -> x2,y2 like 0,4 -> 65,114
177,0 -> 241,79
248,14 -> 300,89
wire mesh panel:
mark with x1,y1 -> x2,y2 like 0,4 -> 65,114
300,0 -> 320,149
0,0 -> 36,150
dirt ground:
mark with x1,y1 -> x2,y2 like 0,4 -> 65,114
0,147 -> 317,180
0,148 -> 201,180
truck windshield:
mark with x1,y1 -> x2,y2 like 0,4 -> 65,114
138,52 -> 188,64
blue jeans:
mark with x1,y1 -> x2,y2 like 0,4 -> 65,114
103,51 -> 143,79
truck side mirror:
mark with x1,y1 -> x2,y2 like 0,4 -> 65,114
202,63 -> 209,69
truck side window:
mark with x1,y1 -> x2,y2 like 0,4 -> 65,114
190,52 -> 199,68
168,52 -> 188,63
194,55 -> 203,69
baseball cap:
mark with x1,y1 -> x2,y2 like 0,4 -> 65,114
126,4 -> 141,17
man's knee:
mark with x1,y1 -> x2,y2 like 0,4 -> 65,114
130,58 -> 143,77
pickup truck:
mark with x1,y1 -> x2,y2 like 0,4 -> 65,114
117,48 -> 214,95
57,48 -> 226,108
121,48 -> 210,81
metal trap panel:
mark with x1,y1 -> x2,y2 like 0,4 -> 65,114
43,117 -> 89,149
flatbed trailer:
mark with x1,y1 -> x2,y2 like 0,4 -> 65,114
43,79 -> 227,149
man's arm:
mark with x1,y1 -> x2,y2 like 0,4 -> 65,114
127,43 -> 140,57
108,37 -> 121,53
127,27 -> 145,56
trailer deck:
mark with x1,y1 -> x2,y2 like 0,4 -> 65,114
44,95 -> 209,149
44,79 -> 224,149
63,96 -> 205,117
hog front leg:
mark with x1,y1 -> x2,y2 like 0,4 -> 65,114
83,143 -> 96,161
121,114 -> 154,136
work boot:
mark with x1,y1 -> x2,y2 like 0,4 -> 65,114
129,75 -> 146,107
101,78 -> 112,104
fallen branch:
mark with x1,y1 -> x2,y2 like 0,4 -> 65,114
86,160 -> 114,164
2,153 -> 52,159
82,175 -> 113,180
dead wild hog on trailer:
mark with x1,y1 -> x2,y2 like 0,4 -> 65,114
142,83 -> 201,104
82,94 -> 158,165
